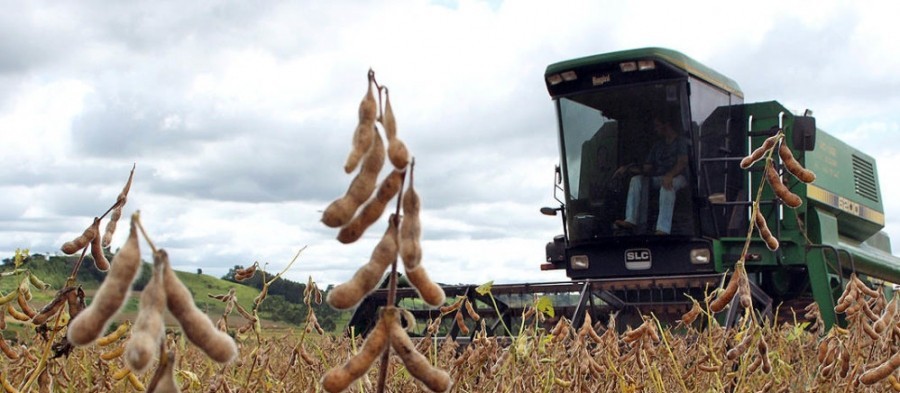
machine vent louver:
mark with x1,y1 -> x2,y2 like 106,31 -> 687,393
851,154 -> 879,202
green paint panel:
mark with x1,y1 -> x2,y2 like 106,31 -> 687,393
806,130 -> 885,239
806,131 -> 883,211
836,236 -> 900,284
811,207 -> 840,245
809,206 -> 900,292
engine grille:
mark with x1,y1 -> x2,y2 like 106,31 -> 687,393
852,154 -> 879,202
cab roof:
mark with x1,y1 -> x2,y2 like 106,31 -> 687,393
546,47 -> 743,98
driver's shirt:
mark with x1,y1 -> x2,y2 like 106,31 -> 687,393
646,137 -> 689,177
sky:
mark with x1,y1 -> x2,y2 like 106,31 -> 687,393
2,0 -> 899,288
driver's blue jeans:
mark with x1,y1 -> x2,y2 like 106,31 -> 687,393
624,175 -> 687,234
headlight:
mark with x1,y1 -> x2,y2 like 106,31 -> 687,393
690,248 -> 711,264
547,74 -> 563,85
638,60 -> 656,70
570,255 -> 589,270
619,62 -> 637,72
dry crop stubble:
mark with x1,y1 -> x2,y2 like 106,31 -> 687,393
10,315 -> 900,392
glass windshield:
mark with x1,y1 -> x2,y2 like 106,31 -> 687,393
558,81 -> 695,240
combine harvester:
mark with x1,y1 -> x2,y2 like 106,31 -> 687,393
349,47 -> 900,336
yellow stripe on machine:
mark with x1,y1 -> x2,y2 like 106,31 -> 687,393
807,184 -> 885,225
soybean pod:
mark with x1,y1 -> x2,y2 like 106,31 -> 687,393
31,288 -> 71,325
344,70 -> 378,174
709,267 -> 743,313
406,265 -> 445,308
754,211 -> 780,251
380,88 -> 410,170
89,217 -> 110,271
125,250 -> 167,373
327,216 -> 399,310
335,167 -> 403,243
61,218 -> 100,255
103,165 -> 135,248
321,310 -> 390,393
323,130 -> 386,229
740,134 -> 780,169
387,308 -> 451,392
161,249 -> 237,364
765,164 -> 802,208
399,165 -> 422,270
860,350 -> 900,385
779,143 -> 816,183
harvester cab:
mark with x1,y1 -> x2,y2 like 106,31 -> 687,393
541,47 -> 900,329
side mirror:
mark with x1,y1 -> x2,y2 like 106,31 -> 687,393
540,207 -> 558,216
554,164 -> 562,184
792,116 -> 816,151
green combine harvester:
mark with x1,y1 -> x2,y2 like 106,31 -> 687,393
349,47 -> 899,336
539,47 -> 900,329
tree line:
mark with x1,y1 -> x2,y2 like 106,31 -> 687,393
222,265 -> 345,331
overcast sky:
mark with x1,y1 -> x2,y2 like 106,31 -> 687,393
2,0 -> 899,288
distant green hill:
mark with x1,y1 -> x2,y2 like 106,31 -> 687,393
1,253 -> 346,333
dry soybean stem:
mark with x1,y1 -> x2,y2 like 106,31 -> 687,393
370,70 -> 382,101
720,132 -> 784,324
64,245 -> 90,290
268,246 -> 308,286
253,246 -> 307,315
375,170 -> 407,393
98,163 -> 136,221
652,314 -> 689,393
133,211 -> 158,255
145,341 -> 170,392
